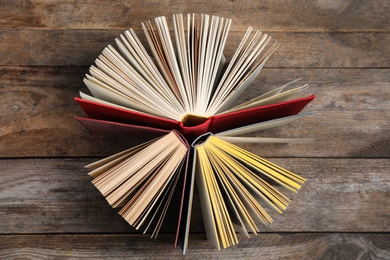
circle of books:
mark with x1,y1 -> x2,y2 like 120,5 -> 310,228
75,13 -> 314,253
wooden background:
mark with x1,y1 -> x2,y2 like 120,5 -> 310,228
1,1 -> 389,259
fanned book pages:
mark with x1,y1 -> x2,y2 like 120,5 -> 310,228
75,13 -> 315,253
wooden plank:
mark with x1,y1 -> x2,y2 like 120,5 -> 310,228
1,0 -> 389,32
1,66 -> 389,158
1,29 -> 389,68
0,233 -> 389,259
1,1 -> 388,259
0,158 -> 388,234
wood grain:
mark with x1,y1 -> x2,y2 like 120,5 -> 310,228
1,67 -> 389,158
1,0 -> 389,32
0,158 -> 388,234
1,30 -> 389,68
0,233 -> 389,259
1,1 -> 389,258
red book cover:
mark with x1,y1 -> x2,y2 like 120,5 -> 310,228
75,97 -> 180,131
76,95 -> 314,142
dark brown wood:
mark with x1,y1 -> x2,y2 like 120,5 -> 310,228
1,1 -> 389,258
0,158 -> 388,234
0,233 -> 389,259
1,0 -> 389,32
1,30 -> 389,68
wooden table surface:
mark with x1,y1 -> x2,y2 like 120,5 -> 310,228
1,1 -> 389,259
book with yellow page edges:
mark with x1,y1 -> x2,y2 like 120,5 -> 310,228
75,13 -> 315,253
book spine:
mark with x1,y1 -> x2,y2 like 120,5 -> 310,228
178,119 -> 212,143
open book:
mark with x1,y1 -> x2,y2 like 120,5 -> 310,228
75,13 -> 315,253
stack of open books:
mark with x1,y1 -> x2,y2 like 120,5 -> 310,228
75,13 -> 314,253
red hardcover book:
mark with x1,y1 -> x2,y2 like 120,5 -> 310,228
76,94 -> 314,142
